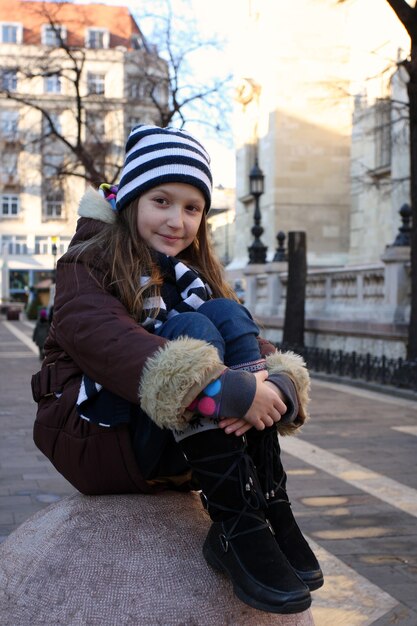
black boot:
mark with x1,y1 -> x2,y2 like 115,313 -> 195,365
246,426 -> 324,592
179,429 -> 311,614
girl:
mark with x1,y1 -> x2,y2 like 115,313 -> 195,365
32,124 -> 322,615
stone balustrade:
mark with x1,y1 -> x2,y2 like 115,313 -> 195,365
240,246 -> 410,358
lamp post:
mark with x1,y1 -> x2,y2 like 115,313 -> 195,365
51,240 -> 58,282
248,159 -> 267,264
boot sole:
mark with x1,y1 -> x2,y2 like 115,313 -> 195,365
203,541 -> 312,615
297,571 -> 324,592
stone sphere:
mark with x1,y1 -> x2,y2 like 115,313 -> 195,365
0,491 -> 314,625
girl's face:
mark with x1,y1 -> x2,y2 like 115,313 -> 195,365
136,183 -> 205,256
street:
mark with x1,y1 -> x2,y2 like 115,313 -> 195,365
1,314 -> 417,626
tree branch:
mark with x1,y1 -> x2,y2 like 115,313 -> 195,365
385,0 -> 416,37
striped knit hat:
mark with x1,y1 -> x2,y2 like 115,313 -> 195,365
115,124 -> 213,212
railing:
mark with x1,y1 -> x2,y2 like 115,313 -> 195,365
246,259 -> 408,321
277,344 -> 417,393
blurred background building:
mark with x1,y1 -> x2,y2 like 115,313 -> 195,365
228,0 -> 410,272
0,0 -> 166,305
207,184 -> 235,267
223,0 -> 411,358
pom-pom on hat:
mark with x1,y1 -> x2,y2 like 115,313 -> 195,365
115,124 -> 213,213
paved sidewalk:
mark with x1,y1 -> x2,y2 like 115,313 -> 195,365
1,314 -> 417,626
0,315 -> 74,542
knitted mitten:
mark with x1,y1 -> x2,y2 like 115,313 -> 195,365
187,369 -> 256,420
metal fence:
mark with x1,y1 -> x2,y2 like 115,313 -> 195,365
276,344 -> 417,393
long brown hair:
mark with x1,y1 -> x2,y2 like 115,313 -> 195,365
69,198 -> 239,322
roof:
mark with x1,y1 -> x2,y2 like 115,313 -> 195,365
0,0 -> 143,50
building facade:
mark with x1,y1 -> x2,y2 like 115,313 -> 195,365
227,0 -> 412,357
228,0 -> 410,272
0,0 -> 167,304
208,184 -> 236,267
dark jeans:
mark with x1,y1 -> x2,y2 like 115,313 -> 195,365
132,298 -> 262,479
155,299 -> 261,366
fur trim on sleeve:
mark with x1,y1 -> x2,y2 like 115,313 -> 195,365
265,350 -> 311,436
139,337 -> 225,431
78,187 -> 116,224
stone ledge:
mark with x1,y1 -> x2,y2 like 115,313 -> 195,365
0,491 -> 315,626
257,316 -> 408,340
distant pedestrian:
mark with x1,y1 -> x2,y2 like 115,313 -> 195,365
32,308 -> 50,360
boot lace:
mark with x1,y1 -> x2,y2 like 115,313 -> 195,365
192,447 -> 272,547
253,429 -> 288,504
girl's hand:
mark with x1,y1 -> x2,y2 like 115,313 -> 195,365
219,417 -> 253,437
242,370 -> 287,430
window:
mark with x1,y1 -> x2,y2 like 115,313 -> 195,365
131,35 -> 144,50
1,194 -> 19,217
375,98 -> 391,170
44,189 -> 64,218
0,149 -> 19,184
127,117 -> 142,135
1,69 -> 17,92
151,83 -> 165,105
86,111 -> 105,138
128,80 -> 142,99
42,24 -> 66,46
0,23 -> 22,44
34,237 -> 69,255
44,73 -> 61,94
42,152 -> 63,178
87,72 -> 105,95
127,78 -> 150,100
127,77 -> 167,104
42,112 -> 62,136
9,270 -> 29,290
14,236 -> 27,255
86,28 -> 109,49
34,236 -> 49,255
1,235 -> 12,253
0,110 -> 19,138
57,237 -> 70,255
2,235 -> 27,255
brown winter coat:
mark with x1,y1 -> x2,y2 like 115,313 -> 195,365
32,188 -> 311,496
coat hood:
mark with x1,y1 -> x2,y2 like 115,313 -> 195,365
78,187 -> 117,224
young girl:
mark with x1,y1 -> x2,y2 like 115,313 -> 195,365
32,124 -> 322,615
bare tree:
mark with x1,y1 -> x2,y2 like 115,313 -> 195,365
0,0 -> 232,190
136,0 -> 232,138
0,2 -> 131,185
383,0 -> 417,360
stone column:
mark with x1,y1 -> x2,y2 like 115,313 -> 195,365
244,261 -> 287,317
381,246 -> 411,324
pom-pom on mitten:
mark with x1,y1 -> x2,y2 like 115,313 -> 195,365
188,369 -> 256,420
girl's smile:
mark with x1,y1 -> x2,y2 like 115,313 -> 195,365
136,183 -> 205,256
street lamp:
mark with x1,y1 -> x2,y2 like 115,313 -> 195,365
51,240 -> 58,282
248,159 -> 267,264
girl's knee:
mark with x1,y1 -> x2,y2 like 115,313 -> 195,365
157,312 -> 225,350
199,298 -> 253,322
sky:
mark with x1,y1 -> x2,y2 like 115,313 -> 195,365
73,0 -> 240,187
173,1 -> 242,188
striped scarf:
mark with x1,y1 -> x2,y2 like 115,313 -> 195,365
141,254 -> 212,331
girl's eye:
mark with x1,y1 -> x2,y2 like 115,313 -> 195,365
154,197 -> 168,205
187,205 -> 203,214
